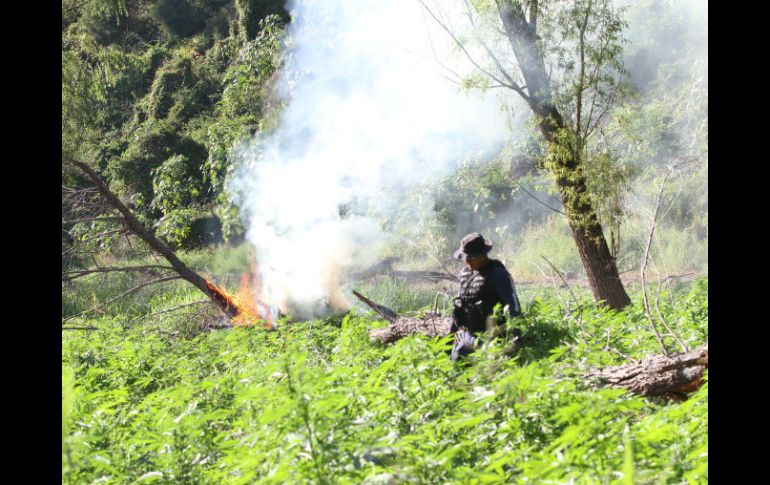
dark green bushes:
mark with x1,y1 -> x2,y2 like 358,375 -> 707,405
63,1 -> 288,259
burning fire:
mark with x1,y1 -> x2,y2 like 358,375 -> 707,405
204,271 -> 275,329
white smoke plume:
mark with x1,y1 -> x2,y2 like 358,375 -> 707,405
231,0 -> 519,318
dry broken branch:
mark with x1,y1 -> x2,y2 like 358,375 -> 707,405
63,265 -> 176,280
641,166 -> 675,355
62,275 -> 182,323
352,290 -> 398,323
541,255 -> 588,344
350,257 -> 456,283
124,299 -> 210,328
391,271 -> 457,282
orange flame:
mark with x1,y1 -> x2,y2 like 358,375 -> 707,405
205,270 -> 274,329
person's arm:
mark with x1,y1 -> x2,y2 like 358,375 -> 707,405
490,268 -> 521,317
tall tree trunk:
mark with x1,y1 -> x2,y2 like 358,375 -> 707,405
497,2 -> 631,309
538,110 -> 631,309
563,207 -> 631,309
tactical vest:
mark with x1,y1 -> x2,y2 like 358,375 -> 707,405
452,259 -> 508,334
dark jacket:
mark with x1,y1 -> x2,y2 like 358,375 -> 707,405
452,259 -> 521,334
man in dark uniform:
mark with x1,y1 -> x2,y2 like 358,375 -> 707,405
450,233 -> 521,360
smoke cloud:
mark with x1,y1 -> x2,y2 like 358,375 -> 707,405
230,0 -> 707,318
230,0 -> 520,318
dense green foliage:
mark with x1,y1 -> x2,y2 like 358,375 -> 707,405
63,245 -> 707,483
62,0 -> 287,251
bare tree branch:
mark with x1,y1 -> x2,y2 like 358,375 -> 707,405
584,87 -> 617,139
63,216 -> 122,224
513,180 -> 566,215
641,166 -> 675,356
124,299 -> 210,328
654,272 -> 689,352
582,28 -> 613,139
462,0 -> 527,95
418,12 -> 468,86
63,265 -> 176,280
534,262 -> 566,308
575,0 -> 592,137
418,0 -> 532,102
62,275 -> 183,323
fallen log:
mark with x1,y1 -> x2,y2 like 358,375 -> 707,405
587,344 -> 708,400
352,290 -> 453,343
369,314 -> 454,344
68,160 -> 239,319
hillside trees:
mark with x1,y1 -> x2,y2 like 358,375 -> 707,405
62,0 -> 287,264
235,0 -> 290,41
420,0 -> 634,309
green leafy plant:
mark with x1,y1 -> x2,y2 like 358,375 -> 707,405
63,251 -> 707,484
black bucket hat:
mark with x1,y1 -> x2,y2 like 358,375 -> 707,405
453,232 -> 493,260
